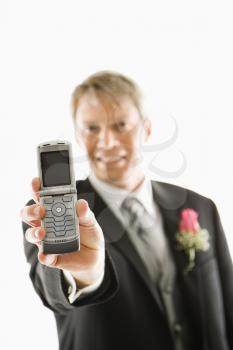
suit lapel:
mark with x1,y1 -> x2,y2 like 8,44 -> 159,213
151,181 -> 208,348
151,181 -> 189,275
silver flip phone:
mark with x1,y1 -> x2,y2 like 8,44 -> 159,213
37,140 -> 80,254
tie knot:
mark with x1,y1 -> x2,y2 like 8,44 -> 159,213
120,197 -> 154,231
121,197 -> 144,218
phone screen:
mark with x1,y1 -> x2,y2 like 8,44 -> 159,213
41,150 -> 71,187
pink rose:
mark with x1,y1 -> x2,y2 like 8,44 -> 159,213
179,208 -> 199,234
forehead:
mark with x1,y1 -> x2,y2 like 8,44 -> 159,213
75,92 -> 140,124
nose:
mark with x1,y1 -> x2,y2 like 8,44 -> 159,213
97,128 -> 119,149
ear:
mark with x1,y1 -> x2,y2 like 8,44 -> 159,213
143,117 -> 152,142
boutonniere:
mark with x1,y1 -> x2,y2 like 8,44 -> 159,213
175,208 -> 210,273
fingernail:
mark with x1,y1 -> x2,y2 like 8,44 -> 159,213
84,209 -> 95,222
45,254 -> 56,265
34,228 -> 40,238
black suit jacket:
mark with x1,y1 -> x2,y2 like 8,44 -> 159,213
22,179 -> 233,350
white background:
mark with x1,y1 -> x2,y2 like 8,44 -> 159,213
0,1 -> 232,349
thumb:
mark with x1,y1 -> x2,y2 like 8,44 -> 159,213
37,246 -> 58,267
76,199 -> 96,226
76,199 -> 104,250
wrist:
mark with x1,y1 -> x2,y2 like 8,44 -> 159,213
71,255 -> 105,289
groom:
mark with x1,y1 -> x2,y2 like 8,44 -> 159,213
21,71 -> 233,350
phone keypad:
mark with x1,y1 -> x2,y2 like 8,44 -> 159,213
41,195 -> 77,239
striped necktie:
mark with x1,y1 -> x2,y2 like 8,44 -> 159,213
120,196 -> 164,284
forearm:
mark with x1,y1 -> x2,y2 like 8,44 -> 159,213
23,220 -> 118,313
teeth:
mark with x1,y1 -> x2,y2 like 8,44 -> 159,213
97,156 -> 124,162
104,156 -> 122,162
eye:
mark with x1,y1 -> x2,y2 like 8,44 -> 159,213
115,121 -> 126,131
87,125 -> 100,133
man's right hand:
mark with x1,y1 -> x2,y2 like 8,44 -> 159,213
20,177 -> 105,289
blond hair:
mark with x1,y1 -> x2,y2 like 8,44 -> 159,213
70,70 -> 145,121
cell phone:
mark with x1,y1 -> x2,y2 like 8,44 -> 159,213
37,140 -> 80,255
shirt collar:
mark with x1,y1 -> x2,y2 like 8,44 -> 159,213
88,172 -> 155,217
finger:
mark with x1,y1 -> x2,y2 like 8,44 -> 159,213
37,248 -> 58,267
25,227 -> 46,244
31,177 -> 41,203
20,204 -> 45,225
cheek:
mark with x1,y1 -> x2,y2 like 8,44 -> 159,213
122,133 -> 141,153
87,144 -> 97,159
80,135 -> 97,155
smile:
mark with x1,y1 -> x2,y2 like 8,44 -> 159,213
96,156 -> 126,163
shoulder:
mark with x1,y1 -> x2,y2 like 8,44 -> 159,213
76,178 -> 93,192
151,180 -> 215,210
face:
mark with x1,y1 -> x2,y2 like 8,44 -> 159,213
74,93 -> 151,191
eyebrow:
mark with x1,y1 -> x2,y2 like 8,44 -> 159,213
83,116 -> 128,124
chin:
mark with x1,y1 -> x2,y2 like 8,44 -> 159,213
108,171 -> 135,184
95,171 -> 127,184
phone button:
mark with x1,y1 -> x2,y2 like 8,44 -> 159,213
63,196 -> 72,202
44,198 -> 54,204
54,230 -> 66,237
66,230 -> 75,237
56,225 -> 66,232
52,202 -> 66,216
55,220 -> 65,227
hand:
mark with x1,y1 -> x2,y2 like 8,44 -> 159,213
20,177 -> 105,288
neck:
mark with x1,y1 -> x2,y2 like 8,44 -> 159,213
96,172 -> 145,192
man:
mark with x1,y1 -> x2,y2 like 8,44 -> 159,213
21,71 -> 233,350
